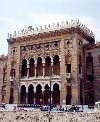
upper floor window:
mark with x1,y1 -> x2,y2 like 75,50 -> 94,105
86,52 -> 93,65
86,52 -> 94,82
66,64 -> 71,73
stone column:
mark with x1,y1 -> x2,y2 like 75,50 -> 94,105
34,86 -> 36,104
51,61 -> 53,76
42,87 -> 44,104
51,84 -> 53,104
35,63 -> 37,77
26,86 -> 28,104
42,61 -> 45,77
27,63 -> 29,78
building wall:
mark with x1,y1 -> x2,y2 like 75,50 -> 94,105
84,43 -> 100,104
0,55 -> 7,103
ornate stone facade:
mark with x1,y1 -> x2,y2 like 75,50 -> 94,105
0,20 -> 100,106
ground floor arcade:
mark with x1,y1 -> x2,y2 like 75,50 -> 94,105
19,82 -> 72,105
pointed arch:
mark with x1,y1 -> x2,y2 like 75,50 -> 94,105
53,55 -> 60,75
21,59 -> 27,77
20,85 -> 26,104
36,57 -> 43,76
45,56 -> 51,76
29,58 -> 35,77
52,83 -> 60,105
44,84 -> 50,105
28,84 -> 34,104
36,84 -> 43,104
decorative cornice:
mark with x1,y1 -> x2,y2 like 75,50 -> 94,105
7,19 -> 95,43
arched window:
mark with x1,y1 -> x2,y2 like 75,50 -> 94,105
52,83 -> 60,105
53,55 -> 60,75
36,84 -> 42,104
36,57 -> 43,76
86,52 -> 94,82
9,87 -> 14,104
28,84 -> 34,104
20,85 -> 26,104
66,85 -> 72,105
21,59 -> 27,77
44,84 -> 50,105
29,58 -> 35,77
45,56 -> 51,76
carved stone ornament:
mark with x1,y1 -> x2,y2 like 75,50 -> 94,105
65,53 -> 72,63
45,42 -> 51,51
64,38 -> 73,49
45,51 -> 51,57
52,41 -> 60,50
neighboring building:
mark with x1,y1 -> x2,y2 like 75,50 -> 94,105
0,55 -> 7,103
0,20 -> 99,105
83,42 -> 100,105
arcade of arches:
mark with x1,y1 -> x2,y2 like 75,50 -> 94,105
20,55 -> 72,105
21,55 -> 60,77
20,84 -> 72,105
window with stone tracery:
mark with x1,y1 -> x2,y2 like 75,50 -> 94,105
29,58 -> 35,77
66,64 -> 71,73
45,56 -> 51,76
86,52 -> 94,82
53,55 -> 60,75
36,57 -> 43,76
21,59 -> 27,77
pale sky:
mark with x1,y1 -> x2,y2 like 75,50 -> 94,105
0,0 -> 100,55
